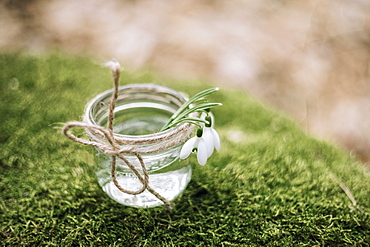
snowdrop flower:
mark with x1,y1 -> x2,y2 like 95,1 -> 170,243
180,128 -> 209,166
202,115 -> 221,158
180,115 -> 221,166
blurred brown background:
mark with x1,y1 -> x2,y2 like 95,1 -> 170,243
1,0 -> 370,167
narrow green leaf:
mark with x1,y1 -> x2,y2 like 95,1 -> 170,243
161,88 -> 221,131
169,88 -> 219,121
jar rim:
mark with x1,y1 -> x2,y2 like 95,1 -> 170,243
83,83 -> 194,143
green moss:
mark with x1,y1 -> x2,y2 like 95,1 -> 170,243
0,52 -> 369,246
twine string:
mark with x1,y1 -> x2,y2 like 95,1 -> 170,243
107,63 -> 120,138
62,62 -> 194,210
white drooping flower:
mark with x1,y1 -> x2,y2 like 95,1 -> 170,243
202,125 -> 221,158
180,129 -> 209,166
179,115 -> 221,166
202,115 -> 221,158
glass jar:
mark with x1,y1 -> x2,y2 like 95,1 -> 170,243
83,84 -> 193,208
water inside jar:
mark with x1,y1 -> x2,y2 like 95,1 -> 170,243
98,102 -> 175,135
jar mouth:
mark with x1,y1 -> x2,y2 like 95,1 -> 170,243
83,84 -> 193,142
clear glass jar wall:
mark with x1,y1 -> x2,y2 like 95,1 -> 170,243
84,84 -> 192,208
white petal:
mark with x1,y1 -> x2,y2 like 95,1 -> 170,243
203,128 -> 214,157
200,112 -> 207,128
211,128 -> 221,151
208,114 -> 215,127
197,139 -> 208,166
180,137 -> 197,159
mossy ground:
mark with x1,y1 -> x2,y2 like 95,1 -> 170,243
0,53 -> 369,246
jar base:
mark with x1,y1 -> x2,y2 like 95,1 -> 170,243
100,165 -> 192,208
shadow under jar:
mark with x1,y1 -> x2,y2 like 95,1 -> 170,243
84,84 -> 194,208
